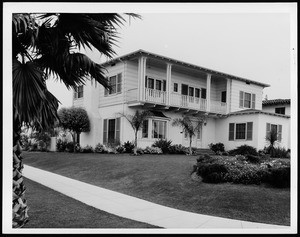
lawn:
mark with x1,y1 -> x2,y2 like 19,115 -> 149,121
23,178 -> 160,228
22,152 -> 290,226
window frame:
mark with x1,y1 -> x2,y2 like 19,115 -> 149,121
74,85 -> 84,99
229,122 -> 253,141
105,73 -> 122,96
239,91 -> 256,109
275,107 -> 286,115
152,119 -> 167,139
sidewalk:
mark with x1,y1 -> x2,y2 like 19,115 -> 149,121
23,165 -> 289,230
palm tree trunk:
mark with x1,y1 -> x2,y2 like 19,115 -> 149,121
13,120 -> 29,228
133,131 -> 138,155
189,135 -> 193,155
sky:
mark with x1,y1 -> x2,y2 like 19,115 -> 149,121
43,3 -> 296,109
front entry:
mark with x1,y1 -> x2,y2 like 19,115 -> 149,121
182,126 -> 202,148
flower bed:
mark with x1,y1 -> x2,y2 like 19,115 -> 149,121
194,155 -> 290,188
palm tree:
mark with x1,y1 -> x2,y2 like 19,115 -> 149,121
119,110 -> 152,155
265,128 -> 278,157
12,13 -> 140,228
172,116 -> 206,155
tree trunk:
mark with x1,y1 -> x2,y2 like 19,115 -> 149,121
133,131 -> 138,155
72,132 -> 76,153
189,135 -> 193,155
13,120 -> 29,228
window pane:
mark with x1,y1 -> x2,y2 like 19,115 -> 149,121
201,88 -> 206,99
195,88 -> 200,98
108,119 -> 116,143
174,83 -> 178,92
182,84 -> 188,95
236,123 -> 246,139
142,120 -> 148,138
158,121 -> 164,138
244,93 -> 251,108
152,120 -> 158,138
156,80 -> 162,90
189,87 -> 194,97
148,78 -> 154,89
221,91 -> 226,103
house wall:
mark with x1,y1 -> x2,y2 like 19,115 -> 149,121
230,80 -> 264,112
256,114 -> 290,150
98,61 -> 125,107
215,114 -> 260,151
125,60 -> 139,102
262,104 -> 291,116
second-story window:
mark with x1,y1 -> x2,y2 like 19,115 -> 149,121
275,107 -> 285,115
74,85 -> 83,99
145,77 -> 166,91
201,88 -> 207,99
173,83 -> 178,92
239,91 -> 256,109
221,91 -> 227,103
105,73 -> 122,96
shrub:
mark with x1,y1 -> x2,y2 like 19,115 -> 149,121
94,143 -> 108,153
267,167 -> 290,188
246,154 -> 261,164
123,141 -> 135,153
116,145 -> 125,153
20,133 -> 31,151
152,139 -> 172,154
269,147 -> 290,158
143,146 -> 163,154
228,145 -> 258,156
197,154 -> 215,163
81,145 -> 94,153
209,143 -> 225,154
136,147 -> 144,155
65,142 -> 81,153
197,163 -> 228,183
169,144 -> 189,154
56,139 -> 68,152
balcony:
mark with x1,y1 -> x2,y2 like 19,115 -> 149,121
170,93 -> 207,111
127,88 -> 227,114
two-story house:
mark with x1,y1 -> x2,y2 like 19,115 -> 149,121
73,50 -> 290,151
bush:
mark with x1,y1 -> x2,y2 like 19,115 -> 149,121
136,147 -> 144,155
267,167 -> 290,188
246,154 -> 261,164
143,146 -> 163,154
197,154 -> 215,163
152,139 -> 172,154
209,143 -> 225,154
269,147 -> 290,158
123,141 -> 135,153
116,145 -> 125,153
228,145 -> 258,156
94,143 -> 108,153
56,139 -> 68,152
169,144 -> 189,154
197,163 -> 228,183
81,145 -> 94,153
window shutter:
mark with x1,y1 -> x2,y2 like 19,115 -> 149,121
104,77 -> 109,96
115,118 -> 121,143
103,119 -> 108,144
266,123 -> 271,137
117,74 -> 122,93
251,94 -> 256,109
229,123 -> 235,140
239,91 -> 244,108
278,124 -> 282,142
246,122 -> 253,140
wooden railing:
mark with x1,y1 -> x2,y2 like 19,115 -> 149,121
171,93 -> 207,111
145,88 -> 167,104
210,101 -> 227,114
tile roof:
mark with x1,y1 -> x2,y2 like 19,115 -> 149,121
262,99 -> 291,106
227,109 -> 290,118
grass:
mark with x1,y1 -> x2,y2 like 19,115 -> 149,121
23,178 -> 160,228
22,152 -> 290,226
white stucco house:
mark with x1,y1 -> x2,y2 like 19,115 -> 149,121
72,49 -> 290,151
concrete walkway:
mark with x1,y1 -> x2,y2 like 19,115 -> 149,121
23,165 -> 289,230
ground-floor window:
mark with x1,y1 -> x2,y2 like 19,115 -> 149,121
266,123 -> 282,142
229,122 -> 253,141
103,117 -> 120,144
152,120 -> 167,139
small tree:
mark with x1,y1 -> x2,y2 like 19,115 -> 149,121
58,107 -> 90,152
265,128 -> 278,157
119,110 -> 152,155
172,116 -> 205,155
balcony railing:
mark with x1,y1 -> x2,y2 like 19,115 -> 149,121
126,88 -> 227,114
171,93 -> 207,111
145,88 -> 167,104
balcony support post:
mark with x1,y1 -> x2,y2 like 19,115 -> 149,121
206,73 -> 211,112
226,78 -> 231,113
166,63 -> 172,106
138,56 -> 147,101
